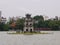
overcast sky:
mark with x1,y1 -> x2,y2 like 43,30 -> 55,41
0,0 -> 60,19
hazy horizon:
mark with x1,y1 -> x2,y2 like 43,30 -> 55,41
0,0 -> 60,19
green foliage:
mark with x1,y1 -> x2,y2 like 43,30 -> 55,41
0,23 -> 9,31
16,18 -> 24,30
0,23 -> 4,31
33,15 -> 60,30
33,15 -> 44,21
0,14 -> 60,31
3,24 -> 9,31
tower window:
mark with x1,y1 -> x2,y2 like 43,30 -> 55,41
26,23 -> 28,25
30,29 -> 32,32
30,23 -> 32,25
26,29 -> 28,31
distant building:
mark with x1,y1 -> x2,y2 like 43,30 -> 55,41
43,15 -> 49,20
9,16 -> 20,23
0,11 -> 1,22
0,11 -> 1,17
1,17 -> 6,24
24,14 -> 34,32
58,17 -> 60,20
0,11 -> 6,24
55,16 -> 58,20
49,18 -> 54,20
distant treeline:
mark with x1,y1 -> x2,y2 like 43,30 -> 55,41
0,14 -> 60,31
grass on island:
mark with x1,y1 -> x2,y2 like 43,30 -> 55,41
7,31 -> 50,35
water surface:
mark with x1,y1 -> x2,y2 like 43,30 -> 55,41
0,31 -> 60,45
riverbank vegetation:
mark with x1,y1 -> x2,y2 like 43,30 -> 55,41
0,14 -> 60,31
7,31 -> 49,35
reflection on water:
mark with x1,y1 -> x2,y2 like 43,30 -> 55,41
0,31 -> 60,45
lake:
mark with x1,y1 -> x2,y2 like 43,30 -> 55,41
0,31 -> 60,45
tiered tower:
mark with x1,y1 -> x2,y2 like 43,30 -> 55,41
0,11 -> 1,17
0,11 -> 1,22
24,14 -> 34,32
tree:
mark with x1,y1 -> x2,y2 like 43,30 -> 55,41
3,23 -> 9,31
33,15 -> 40,20
0,22 -> 9,31
39,15 -> 44,21
48,20 -> 59,30
33,15 -> 44,28
0,22 -> 4,31
16,18 -> 24,31
33,15 -> 44,21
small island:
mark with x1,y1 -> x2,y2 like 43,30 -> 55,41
7,14 -> 50,35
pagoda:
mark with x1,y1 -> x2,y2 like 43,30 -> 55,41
24,14 -> 34,32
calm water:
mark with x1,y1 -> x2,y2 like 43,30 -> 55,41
0,31 -> 60,45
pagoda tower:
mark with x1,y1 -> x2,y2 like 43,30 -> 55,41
24,14 -> 34,32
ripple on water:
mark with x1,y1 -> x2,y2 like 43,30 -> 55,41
0,31 -> 60,45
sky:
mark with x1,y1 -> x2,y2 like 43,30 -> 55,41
0,0 -> 60,19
